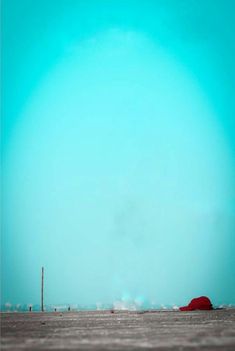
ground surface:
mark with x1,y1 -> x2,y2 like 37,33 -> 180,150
1,309 -> 235,350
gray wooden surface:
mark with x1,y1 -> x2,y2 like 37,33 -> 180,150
1,309 -> 235,350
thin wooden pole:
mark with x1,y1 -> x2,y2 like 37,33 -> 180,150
41,267 -> 44,312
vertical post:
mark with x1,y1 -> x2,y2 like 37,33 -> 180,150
41,267 -> 44,312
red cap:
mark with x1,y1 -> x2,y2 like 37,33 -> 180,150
179,296 -> 213,311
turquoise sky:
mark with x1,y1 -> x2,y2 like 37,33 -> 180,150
2,0 -> 235,308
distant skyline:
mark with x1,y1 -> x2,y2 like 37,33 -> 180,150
2,0 -> 235,307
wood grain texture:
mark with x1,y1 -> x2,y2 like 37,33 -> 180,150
1,310 -> 235,350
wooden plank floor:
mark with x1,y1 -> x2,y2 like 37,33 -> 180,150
1,309 -> 235,350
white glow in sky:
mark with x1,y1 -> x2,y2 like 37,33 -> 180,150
3,29 -> 234,307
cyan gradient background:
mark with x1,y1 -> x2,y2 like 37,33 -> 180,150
2,0 -> 235,308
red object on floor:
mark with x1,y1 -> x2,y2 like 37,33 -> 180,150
179,296 -> 213,311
